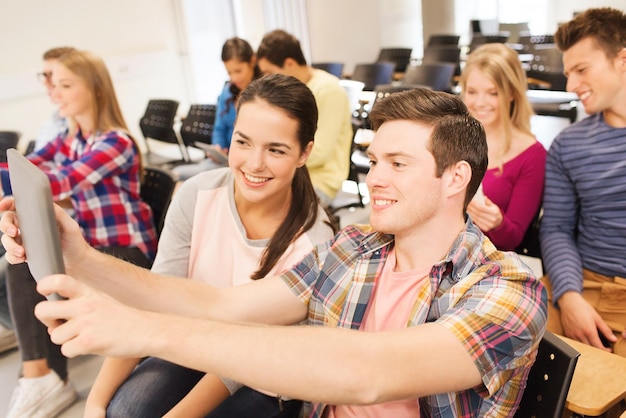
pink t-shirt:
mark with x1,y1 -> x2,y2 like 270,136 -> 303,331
329,249 -> 430,418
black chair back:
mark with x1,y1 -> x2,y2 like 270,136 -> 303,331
427,34 -> 460,47
312,62 -> 344,78
0,131 -> 20,163
139,99 -> 186,166
139,100 -> 179,145
515,208 -> 542,259
141,166 -> 177,237
351,62 -> 395,91
514,331 -> 579,418
401,63 -> 456,92
376,48 -> 412,73
422,46 -> 461,76
469,34 -> 510,53
527,46 -> 567,91
180,104 -> 216,147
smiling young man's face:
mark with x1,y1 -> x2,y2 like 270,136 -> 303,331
365,120 -> 447,237
563,37 -> 626,116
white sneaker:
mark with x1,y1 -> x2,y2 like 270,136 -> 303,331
6,372 -> 78,418
0,324 -> 17,353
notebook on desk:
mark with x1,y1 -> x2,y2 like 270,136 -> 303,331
7,149 -> 65,295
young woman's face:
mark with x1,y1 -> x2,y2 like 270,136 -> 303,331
50,63 -> 93,123
224,58 -> 256,91
229,99 -> 311,206
463,69 -> 502,129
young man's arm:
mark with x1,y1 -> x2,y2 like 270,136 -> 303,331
540,139 -> 615,349
0,198 -> 308,325
35,274 -> 482,406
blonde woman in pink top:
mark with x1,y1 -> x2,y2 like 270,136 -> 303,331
461,43 -> 546,251
85,75 -> 337,418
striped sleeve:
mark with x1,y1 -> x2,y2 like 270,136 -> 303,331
540,114 -> 626,302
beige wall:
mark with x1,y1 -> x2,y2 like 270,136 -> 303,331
0,0 -> 190,150
305,0 -> 381,74
422,0 -> 456,53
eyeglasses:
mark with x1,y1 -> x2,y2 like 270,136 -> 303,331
37,71 -> 52,83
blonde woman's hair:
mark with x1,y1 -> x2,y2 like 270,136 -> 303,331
43,46 -> 75,60
56,50 -> 143,170
460,43 -> 534,169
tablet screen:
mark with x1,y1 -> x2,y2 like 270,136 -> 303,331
7,149 -> 65,298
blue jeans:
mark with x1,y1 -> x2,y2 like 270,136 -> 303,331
107,357 -> 205,417
207,386 -> 303,418
107,357 -> 302,418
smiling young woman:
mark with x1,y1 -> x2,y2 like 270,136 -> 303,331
460,43 -> 546,251
87,74 -> 337,418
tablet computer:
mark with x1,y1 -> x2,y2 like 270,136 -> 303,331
7,149 -> 65,299
193,142 -> 229,165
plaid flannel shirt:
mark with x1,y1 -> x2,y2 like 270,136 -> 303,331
1,128 -> 156,260
281,219 -> 547,417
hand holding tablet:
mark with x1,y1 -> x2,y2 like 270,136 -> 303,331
7,149 -> 65,300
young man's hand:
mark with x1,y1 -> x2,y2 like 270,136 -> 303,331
34,274 -> 153,359
558,291 -> 617,351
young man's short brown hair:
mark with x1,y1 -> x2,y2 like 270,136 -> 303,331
368,88 -> 487,210
555,7 -> 626,58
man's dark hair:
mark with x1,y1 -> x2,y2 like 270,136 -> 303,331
555,7 -> 626,58
256,29 -> 307,67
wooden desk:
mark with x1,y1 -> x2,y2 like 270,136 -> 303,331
557,335 -> 626,416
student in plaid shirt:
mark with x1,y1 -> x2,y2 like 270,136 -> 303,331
3,88 -> 546,417
0,49 -> 157,418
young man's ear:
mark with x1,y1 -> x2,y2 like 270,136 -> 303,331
445,160 -> 472,199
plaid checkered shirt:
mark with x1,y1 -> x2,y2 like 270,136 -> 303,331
281,219 -> 547,417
